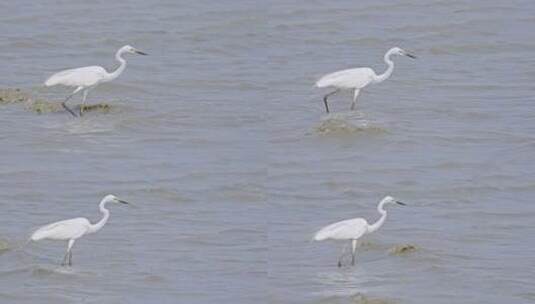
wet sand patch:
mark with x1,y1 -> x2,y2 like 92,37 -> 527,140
315,112 -> 387,135
0,88 -> 113,114
389,244 -> 417,255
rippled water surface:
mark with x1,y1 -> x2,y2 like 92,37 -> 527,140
1,1 -> 535,303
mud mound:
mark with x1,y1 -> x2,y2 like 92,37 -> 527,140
389,244 -> 417,255
0,88 -> 113,114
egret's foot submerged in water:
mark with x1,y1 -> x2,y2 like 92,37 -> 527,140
62,102 -> 78,117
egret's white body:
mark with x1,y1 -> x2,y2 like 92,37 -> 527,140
45,66 -> 109,88
44,45 -> 147,117
30,194 -> 129,266
314,196 -> 405,267
316,47 -> 416,113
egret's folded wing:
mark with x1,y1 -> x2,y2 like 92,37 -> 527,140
45,66 -> 107,87
314,218 -> 368,241
316,68 -> 375,89
31,218 -> 89,241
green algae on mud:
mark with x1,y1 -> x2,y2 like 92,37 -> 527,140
0,88 -> 113,114
80,103 -> 112,113
27,100 -> 64,114
350,293 -> 396,304
315,113 -> 387,135
0,239 -> 9,254
389,244 -> 417,255
29,101 -> 113,114
319,293 -> 396,304
0,88 -> 30,104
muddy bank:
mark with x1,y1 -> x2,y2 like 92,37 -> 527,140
389,244 -> 417,255
0,88 -> 112,114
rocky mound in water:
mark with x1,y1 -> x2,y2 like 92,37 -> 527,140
29,101 -> 112,114
315,113 -> 387,135
389,244 -> 417,255
0,88 -> 30,104
321,293 -> 396,304
0,88 -> 112,114
351,294 -> 396,304
0,239 -> 9,253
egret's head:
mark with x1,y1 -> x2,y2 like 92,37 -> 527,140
382,195 -> 406,206
391,47 -> 416,59
103,194 -> 129,205
121,45 -> 148,56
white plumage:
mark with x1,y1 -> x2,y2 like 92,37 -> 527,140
316,68 -> 375,90
45,66 -> 108,87
31,218 -> 91,241
314,218 -> 368,241
315,47 -> 416,113
44,45 -> 147,117
314,196 -> 406,267
30,194 -> 129,266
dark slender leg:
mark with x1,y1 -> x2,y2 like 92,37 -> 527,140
337,242 -> 349,267
64,239 -> 75,267
323,90 -> 339,113
61,251 -> 69,266
62,94 -> 78,117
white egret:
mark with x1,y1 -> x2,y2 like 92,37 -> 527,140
44,45 -> 147,117
30,194 -> 129,266
314,196 -> 405,267
315,47 -> 416,113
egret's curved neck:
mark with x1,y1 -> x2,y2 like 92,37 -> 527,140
88,199 -> 110,233
105,49 -> 127,82
367,200 -> 388,233
373,50 -> 395,84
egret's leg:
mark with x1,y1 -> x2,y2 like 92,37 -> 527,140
350,89 -> 360,111
61,239 -> 74,266
337,242 -> 350,267
79,90 -> 89,117
351,239 -> 358,266
61,250 -> 69,266
62,87 -> 83,117
66,239 -> 75,266
323,90 -> 339,113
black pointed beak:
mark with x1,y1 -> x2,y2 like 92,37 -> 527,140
135,50 -> 148,55
405,53 -> 416,59
396,201 -> 406,206
118,200 -> 129,205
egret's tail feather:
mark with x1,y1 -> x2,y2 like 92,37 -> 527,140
315,78 -> 328,88
313,231 -> 328,241
44,77 -> 62,87
30,226 -> 50,242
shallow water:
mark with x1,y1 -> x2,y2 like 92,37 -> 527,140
1,0 -> 535,303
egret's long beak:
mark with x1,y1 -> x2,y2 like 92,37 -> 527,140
134,50 -> 148,55
396,201 -> 406,206
405,53 -> 416,59
117,199 -> 130,205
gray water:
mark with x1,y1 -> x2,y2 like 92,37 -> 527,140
0,0 -> 534,303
